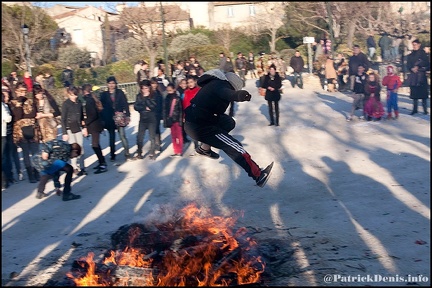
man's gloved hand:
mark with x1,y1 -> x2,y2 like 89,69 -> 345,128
235,90 -> 252,102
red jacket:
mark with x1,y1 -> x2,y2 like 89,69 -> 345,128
23,76 -> 33,92
382,74 -> 402,91
182,86 -> 200,110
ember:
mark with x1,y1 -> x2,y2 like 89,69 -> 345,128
66,203 -> 265,286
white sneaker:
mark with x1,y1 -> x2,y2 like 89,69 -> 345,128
346,116 -> 352,122
359,116 -> 365,120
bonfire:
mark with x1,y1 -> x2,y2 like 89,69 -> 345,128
66,203 -> 265,286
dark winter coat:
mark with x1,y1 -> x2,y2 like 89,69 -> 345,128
348,53 -> 370,76
61,98 -> 84,135
134,92 -> 158,123
378,35 -> 392,50
248,55 -> 255,70
290,56 -> 305,73
225,61 -> 235,73
100,89 -> 130,130
219,56 -> 227,72
82,93 -> 104,134
163,92 -> 183,126
407,48 -> 430,99
261,73 -> 282,101
367,36 -> 376,48
185,70 -> 244,124
154,90 -> 163,121
61,68 -> 74,87
235,57 -> 247,71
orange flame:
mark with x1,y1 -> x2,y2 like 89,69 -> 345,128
67,203 -> 265,286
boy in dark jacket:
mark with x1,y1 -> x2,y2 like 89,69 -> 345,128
184,69 -> 273,187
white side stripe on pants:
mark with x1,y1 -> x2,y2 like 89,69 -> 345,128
215,133 -> 246,154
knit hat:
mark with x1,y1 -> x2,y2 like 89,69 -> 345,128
106,76 -> 117,84
225,72 -> 244,91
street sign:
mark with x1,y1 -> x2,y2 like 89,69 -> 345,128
303,37 -> 315,44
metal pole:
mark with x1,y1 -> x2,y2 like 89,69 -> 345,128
24,32 -> 32,76
325,1 -> 335,59
308,43 -> 313,74
399,8 -> 406,81
160,2 -> 171,83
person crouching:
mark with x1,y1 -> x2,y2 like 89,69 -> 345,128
32,140 -> 82,201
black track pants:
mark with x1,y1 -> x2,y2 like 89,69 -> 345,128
184,114 -> 261,180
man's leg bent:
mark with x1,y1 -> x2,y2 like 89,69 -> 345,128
192,123 -> 261,180
36,174 -> 51,198
62,164 -> 74,195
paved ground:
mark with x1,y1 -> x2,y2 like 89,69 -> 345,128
2,76 -> 430,286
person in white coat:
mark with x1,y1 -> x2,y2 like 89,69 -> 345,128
2,91 -> 13,189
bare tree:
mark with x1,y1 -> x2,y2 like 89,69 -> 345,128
1,3 -> 57,69
168,33 -> 210,59
284,2 -> 430,49
246,2 -> 290,53
103,13 -> 112,65
213,25 -> 235,52
113,3 -> 190,76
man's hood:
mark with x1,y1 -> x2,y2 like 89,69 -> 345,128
202,69 -> 229,81
197,69 -> 243,91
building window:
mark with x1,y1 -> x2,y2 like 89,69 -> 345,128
227,6 -> 234,17
249,5 -> 255,16
72,28 -> 84,46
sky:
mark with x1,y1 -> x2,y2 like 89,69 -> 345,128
32,1 -> 140,12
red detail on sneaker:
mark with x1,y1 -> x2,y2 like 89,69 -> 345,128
242,153 -> 261,178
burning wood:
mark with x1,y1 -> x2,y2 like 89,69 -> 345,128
66,203 -> 265,286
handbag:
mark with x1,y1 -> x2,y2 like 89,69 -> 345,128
113,111 -> 130,127
21,125 -> 35,140
408,71 -> 425,87
164,98 -> 177,128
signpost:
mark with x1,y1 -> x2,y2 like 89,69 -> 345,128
303,36 -> 315,74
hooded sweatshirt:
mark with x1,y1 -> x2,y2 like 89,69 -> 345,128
185,70 -> 242,124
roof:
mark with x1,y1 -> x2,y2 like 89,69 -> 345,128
52,7 -> 86,20
213,1 -> 260,6
121,5 -> 190,22
52,5 -> 118,20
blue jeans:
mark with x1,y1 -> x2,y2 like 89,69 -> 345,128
386,91 -> 398,113
136,121 -> 156,155
108,126 -> 129,158
292,72 -> 303,88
